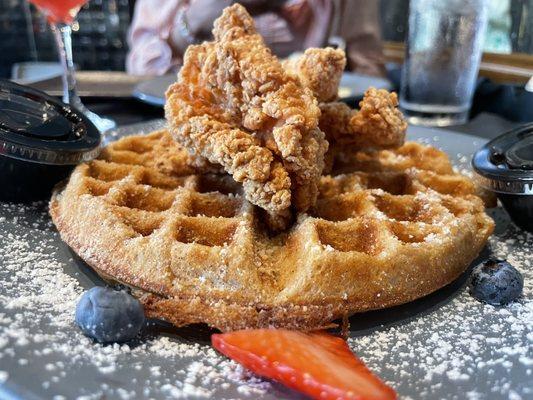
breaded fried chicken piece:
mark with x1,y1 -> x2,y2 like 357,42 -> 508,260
316,88 -> 405,167
280,50 -> 405,162
319,88 -> 407,172
279,51 -> 405,150
320,89 -> 406,149
165,4 -> 328,229
282,48 -> 346,102
350,87 -> 407,147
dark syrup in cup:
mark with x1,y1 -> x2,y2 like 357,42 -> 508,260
472,123 -> 533,232
0,79 -> 101,201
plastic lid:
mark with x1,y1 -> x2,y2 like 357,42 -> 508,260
472,123 -> 533,195
0,79 -> 101,165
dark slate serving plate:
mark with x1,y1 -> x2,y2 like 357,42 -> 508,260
0,121 -> 531,400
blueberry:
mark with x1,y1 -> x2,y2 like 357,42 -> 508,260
75,286 -> 145,343
468,259 -> 523,305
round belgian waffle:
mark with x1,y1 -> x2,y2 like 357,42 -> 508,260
50,129 -> 494,331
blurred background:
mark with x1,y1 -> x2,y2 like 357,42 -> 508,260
1,0 -> 131,77
1,0 -> 531,80
1,0 -> 531,131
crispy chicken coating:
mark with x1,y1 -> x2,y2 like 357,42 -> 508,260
318,88 -> 407,171
280,49 -> 405,166
165,4 -> 328,228
282,47 -> 346,103
350,88 -> 407,148
320,88 -> 406,149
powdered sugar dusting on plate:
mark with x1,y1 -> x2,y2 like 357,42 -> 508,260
0,202 -> 275,399
348,215 -> 532,400
1,202 -> 531,399
0,125 -> 531,399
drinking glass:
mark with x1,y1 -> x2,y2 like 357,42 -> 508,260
27,0 -> 115,132
400,0 -> 488,127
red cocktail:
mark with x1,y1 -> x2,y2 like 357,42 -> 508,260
29,0 -> 88,24
26,0 -> 115,132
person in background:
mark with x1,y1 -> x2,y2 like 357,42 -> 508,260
126,0 -> 384,76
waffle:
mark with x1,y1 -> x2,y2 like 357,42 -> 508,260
50,129 -> 494,331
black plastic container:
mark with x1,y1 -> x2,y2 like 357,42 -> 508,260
472,123 -> 533,232
0,79 -> 101,201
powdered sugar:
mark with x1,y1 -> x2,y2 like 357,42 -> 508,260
0,126 -> 531,399
348,211 -> 532,399
1,201 -> 530,399
0,202 -> 276,399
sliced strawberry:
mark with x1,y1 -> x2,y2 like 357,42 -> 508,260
211,329 -> 396,400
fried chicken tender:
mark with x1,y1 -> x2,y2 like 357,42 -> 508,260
280,49 -> 405,165
350,87 -> 407,147
165,4 -> 328,229
318,88 -> 407,171
282,47 -> 346,102
320,88 -> 406,149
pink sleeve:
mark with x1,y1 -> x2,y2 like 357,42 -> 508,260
282,0 -> 333,49
302,0 -> 333,49
126,0 -> 187,76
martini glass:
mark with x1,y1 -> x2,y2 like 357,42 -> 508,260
27,0 -> 116,132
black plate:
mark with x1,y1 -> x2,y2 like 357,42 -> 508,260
0,122 -> 530,400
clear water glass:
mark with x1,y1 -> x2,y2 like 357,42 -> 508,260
400,0 -> 488,127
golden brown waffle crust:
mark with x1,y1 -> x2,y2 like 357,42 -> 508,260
50,130 -> 494,332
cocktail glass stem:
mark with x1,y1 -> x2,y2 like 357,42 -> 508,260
50,22 -> 116,133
